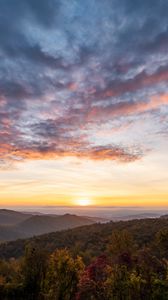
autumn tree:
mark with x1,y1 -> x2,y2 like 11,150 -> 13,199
77,255 -> 110,300
45,249 -> 84,300
107,229 -> 135,267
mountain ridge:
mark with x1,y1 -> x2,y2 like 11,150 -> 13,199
0,209 -> 106,242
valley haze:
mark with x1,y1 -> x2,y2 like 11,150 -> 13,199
0,205 -> 167,218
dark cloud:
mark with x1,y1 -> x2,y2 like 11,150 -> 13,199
25,0 -> 59,27
0,80 -> 31,99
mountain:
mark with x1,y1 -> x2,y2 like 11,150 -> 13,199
0,226 -> 23,242
0,217 -> 167,259
160,214 -> 168,219
0,209 -> 31,225
110,212 -> 161,221
15,214 -> 97,237
0,210 -> 106,242
1,209 -> 166,245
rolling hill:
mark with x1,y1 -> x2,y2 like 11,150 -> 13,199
0,216 -> 167,260
0,209 -> 105,242
15,214 -> 98,237
0,209 -> 32,225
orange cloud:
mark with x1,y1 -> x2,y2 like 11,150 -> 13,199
0,143 -> 142,169
88,93 -> 168,120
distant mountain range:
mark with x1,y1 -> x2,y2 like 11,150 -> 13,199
0,209 -> 32,225
0,209 -> 106,242
110,212 -> 161,221
0,209 -> 167,243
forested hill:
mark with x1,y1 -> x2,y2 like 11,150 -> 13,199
0,217 -> 167,260
0,209 -> 107,242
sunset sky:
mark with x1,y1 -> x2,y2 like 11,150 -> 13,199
0,0 -> 168,207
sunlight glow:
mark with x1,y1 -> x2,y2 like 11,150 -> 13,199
76,198 -> 91,206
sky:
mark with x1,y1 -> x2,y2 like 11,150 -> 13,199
0,0 -> 168,207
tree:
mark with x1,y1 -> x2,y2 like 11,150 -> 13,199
155,229 -> 168,259
106,264 -> 132,300
77,255 -> 110,300
45,249 -> 84,300
21,243 -> 48,300
107,230 -> 135,266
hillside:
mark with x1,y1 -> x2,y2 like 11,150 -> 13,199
0,209 -> 31,225
15,214 -> 96,237
0,210 -> 105,242
0,217 -> 167,260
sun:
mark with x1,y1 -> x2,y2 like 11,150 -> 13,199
77,198 -> 91,206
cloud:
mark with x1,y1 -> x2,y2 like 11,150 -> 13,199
77,145 -> 142,162
90,65 -> 168,102
88,94 -> 168,121
0,0 -> 168,168
0,141 -> 141,166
